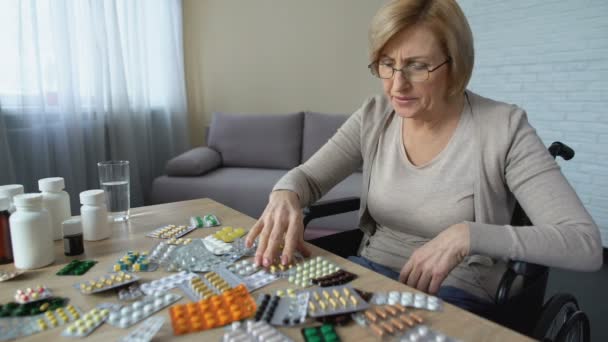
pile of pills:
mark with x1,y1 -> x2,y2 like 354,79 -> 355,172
117,316 -> 165,342
167,237 -> 193,245
223,320 -> 294,342
35,305 -> 80,332
118,284 -> 145,301
301,324 -> 341,342
107,292 -> 181,329
140,271 -> 197,295
190,214 -> 221,228
146,224 -> 195,239
0,270 -> 24,282
62,308 -> 109,337
356,305 -> 424,338
287,257 -> 341,287
399,325 -> 460,342
254,292 -> 309,326
74,272 -> 139,295
311,269 -> 357,287
306,286 -> 369,318
14,286 -> 52,304
373,291 -> 443,312
213,226 -> 247,243
203,235 -> 233,255
169,285 -> 256,335
113,251 -> 157,272
227,259 -> 261,277
56,260 -> 97,276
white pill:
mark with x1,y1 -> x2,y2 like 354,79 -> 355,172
120,317 -> 130,327
143,304 -> 153,314
120,307 -> 131,315
417,326 -> 429,335
132,311 -> 142,321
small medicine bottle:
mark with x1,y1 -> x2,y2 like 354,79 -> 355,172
62,217 -> 84,256
39,177 -> 72,241
0,184 -> 24,213
9,193 -> 55,269
80,190 -> 111,241
0,196 -> 13,264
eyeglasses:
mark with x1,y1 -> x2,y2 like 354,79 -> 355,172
368,57 -> 451,82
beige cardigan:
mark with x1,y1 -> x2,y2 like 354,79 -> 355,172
274,90 -> 602,297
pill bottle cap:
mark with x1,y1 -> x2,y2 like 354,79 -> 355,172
0,196 -> 9,211
0,184 -> 24,198
38,177 -> 65,192
80,189 -> 106,205
62,217 -> 82,236
13,193 -> 43,208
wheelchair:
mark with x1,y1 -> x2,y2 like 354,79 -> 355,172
302,142 -> 591,342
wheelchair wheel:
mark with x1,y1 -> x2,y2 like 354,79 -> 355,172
533,293 -> 590,342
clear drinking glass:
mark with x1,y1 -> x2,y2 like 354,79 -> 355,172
97,160 -> 130,222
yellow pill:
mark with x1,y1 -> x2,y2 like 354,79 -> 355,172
329,298 -> 337,308
308,302 -> 316,312
333,289 -> 340,298
319,300 -> 327,310
350,295 -> 358,305
323,291 -> 330,299
313,292 -> 321,301
339,297 -> 347,307
343,288 -> 351,296
124,274 -> 132,280
105,279 -> 113,286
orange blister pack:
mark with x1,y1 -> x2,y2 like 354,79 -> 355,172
169,284 -> 256,335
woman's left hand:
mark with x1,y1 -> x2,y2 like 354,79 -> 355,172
399,223 -> 471,294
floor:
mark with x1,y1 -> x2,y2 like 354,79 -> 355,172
544,251 -> 608,341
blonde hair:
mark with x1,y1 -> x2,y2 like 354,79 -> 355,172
369,0 -> 474,96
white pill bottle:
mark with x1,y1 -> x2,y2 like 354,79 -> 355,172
9,193 -> 55,269
39,177 -> 72,241
80,189 -> 111,241
0,184 -> 24,213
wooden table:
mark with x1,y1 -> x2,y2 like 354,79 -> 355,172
0,198 -> 533,341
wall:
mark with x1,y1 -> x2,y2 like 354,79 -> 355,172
458,0 -> 608,245
183,0 -> 608,245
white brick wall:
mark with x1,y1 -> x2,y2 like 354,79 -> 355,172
459,0 -> 608,246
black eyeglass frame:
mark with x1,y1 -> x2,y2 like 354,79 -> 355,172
368,57 -> 452,81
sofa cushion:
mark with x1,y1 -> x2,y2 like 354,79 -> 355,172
165,147 -> 222,176
302,112 -> 349,163
150,168 -> 289,218
208,112 -> 304,169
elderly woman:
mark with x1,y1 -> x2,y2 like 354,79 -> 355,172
245,0 -> 602,314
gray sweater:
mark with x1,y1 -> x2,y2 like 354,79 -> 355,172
274,90 -> 602,298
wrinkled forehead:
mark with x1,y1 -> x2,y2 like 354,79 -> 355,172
380,25 -> 443,61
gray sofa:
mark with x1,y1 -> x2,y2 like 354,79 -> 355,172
150,111 -> 361,239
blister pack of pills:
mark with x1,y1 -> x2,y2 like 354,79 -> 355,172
169,285 -> 256,335
140,271 -> 197,295
178,270 -> 242,301
107,292 -> 181,329
61,308 -> 109,337
56,260 -> 97,276
96,302 -> 123,312
311,269 -> 357,287
287,256 -> 341,287
34,305 -> 82,333
146,224 -> 196,239
0,270 -> 24,282
14,286 -> 53,304
213,226 -> 247,243
352,305 -> 424,338
165,239 -> 231,272
254,292 -> 309,326
190,214 -> 221,228
372,291 -> 443,311
117,316 -> 165,342
223,320 -> 294,342
148,241 -> 179,266
203,235 -> 233,255
226,237 -> 257,261
305,285 -> 370,318
0,297 -> 68,318
227,259 -> 261,277
242,269 -> 279,291
400,325 -> 461,342
301,324 -> 341,342
112,251 -> 158,272
166,237 -> 193,245
118,284 -> 145,301
74,272 -> 140,294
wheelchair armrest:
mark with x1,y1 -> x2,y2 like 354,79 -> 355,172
495,260 -> 550,305
302,197 -> 360,228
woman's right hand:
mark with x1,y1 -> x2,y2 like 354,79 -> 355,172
245,190 -> 311,267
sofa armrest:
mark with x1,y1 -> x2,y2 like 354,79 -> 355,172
165,147 -> 222,176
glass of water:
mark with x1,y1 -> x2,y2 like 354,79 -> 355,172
97,160 -> 130,222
